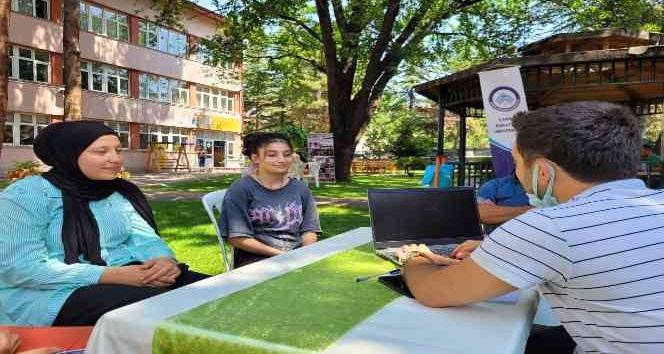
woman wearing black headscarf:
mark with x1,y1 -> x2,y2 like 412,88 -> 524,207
0,121 -> 208,326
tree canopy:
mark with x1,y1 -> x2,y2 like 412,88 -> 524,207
202,0 -> 662,179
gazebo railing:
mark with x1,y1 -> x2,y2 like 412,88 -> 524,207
449,160 -> 495,190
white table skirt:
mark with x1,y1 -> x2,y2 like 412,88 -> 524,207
86,227 -> 538,354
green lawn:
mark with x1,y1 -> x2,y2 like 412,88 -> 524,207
0,180 -> 9,189
0,174 -> 417,276
312,174 -> 423,199
146,174 -> 241,193
146,172 -> 423,200
150,173 -> 423,275
152,201 -> 370,276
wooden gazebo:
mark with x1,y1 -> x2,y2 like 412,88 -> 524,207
414,28 -> 664,187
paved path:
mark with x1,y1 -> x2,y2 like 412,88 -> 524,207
0,172 -> 369,209
132,171 -> 369,208
130,170 -> 242,188
142,189 -> 367,208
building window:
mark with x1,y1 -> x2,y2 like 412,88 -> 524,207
79,2 -> 88,30
3,113 -> 49,146
193,42 -> 212,63
220,90 -> 234,113
159,126 -> 170,150
12,0 -> 49,19
105,121 -> 130,148
90,3 -> 103,34
8,45 -> 12,78
81,61 -> 129,96
3,114 -> 13,144
193,42 -> 234,71
10,46 -> 49,83
139,124 -> 164,149
138,20 -> 187,57
159,77 -> 169,102
171,128 -> 189,149
138,124 -> 190,151
169,32 -> 187,58
139,73 -> 188,105
170,79 -> 188,106
139,124 -> 150,149
91,62 -> 103,91
197,86 -> 235,113
80,2 -> 129,41
80,60 -> 89,90
105,66 -> 129,95
138,21 -> 158,49
227,141 -> 235,157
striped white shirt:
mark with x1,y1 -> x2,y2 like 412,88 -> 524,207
472,179 -> 664,354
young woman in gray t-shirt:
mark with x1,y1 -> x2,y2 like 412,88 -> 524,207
220,133 -> 321,268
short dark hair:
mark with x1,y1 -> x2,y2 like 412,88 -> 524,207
242,132 -> 292,157
512,101 -> 641,183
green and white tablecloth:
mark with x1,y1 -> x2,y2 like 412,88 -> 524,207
86,227 -> 539,354
153,245 -> 398,354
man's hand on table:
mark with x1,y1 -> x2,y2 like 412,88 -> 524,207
396,244 -> 460,266
450,240 -> 481,260
398,241 -> 516,308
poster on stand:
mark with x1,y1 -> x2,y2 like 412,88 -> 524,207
307,133 -> 335,181
479,66 -> 529,178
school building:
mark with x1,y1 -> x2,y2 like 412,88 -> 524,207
1,0 -> 244,174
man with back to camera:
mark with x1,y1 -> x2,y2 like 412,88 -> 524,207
398,101 -> 664,354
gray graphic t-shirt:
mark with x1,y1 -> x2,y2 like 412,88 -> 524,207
220,176 -> 321,251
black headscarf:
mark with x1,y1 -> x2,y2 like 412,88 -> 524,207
34,121 -> 159,266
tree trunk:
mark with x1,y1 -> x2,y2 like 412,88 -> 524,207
63,0 -> 81,120
0,0 -> 9,159
329,94 -> 373,182
333,131 -> 359,182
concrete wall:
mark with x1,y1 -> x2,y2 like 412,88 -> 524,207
0,147 -> 242,175
8,81 -> 242,129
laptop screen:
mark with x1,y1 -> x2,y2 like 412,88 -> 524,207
368,188 -> 483,246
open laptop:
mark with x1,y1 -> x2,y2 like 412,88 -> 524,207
368,187 -> 484,265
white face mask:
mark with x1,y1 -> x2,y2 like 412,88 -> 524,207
527,162 -> 559,208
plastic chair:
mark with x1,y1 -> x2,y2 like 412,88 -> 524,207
288,160 -> 306,180
201,189 -> 233,272
303,161 -> 321,187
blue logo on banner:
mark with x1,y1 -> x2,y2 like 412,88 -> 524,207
489,86 -> 520,112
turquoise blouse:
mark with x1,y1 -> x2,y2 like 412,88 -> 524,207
0,176 -> 174,326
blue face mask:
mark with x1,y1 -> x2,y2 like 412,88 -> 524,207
527,162 -> 559,208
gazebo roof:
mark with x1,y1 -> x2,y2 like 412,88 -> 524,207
518,28 -> 661,55
414,29 -> 664,110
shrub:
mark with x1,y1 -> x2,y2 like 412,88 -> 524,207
395,156 -> 429,177
117,169 -> 131,180
6,160 -> 42,182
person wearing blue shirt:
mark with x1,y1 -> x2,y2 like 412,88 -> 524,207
477,171 -> 533,231
0,121 -> 207,327
478,172 -> 529,206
